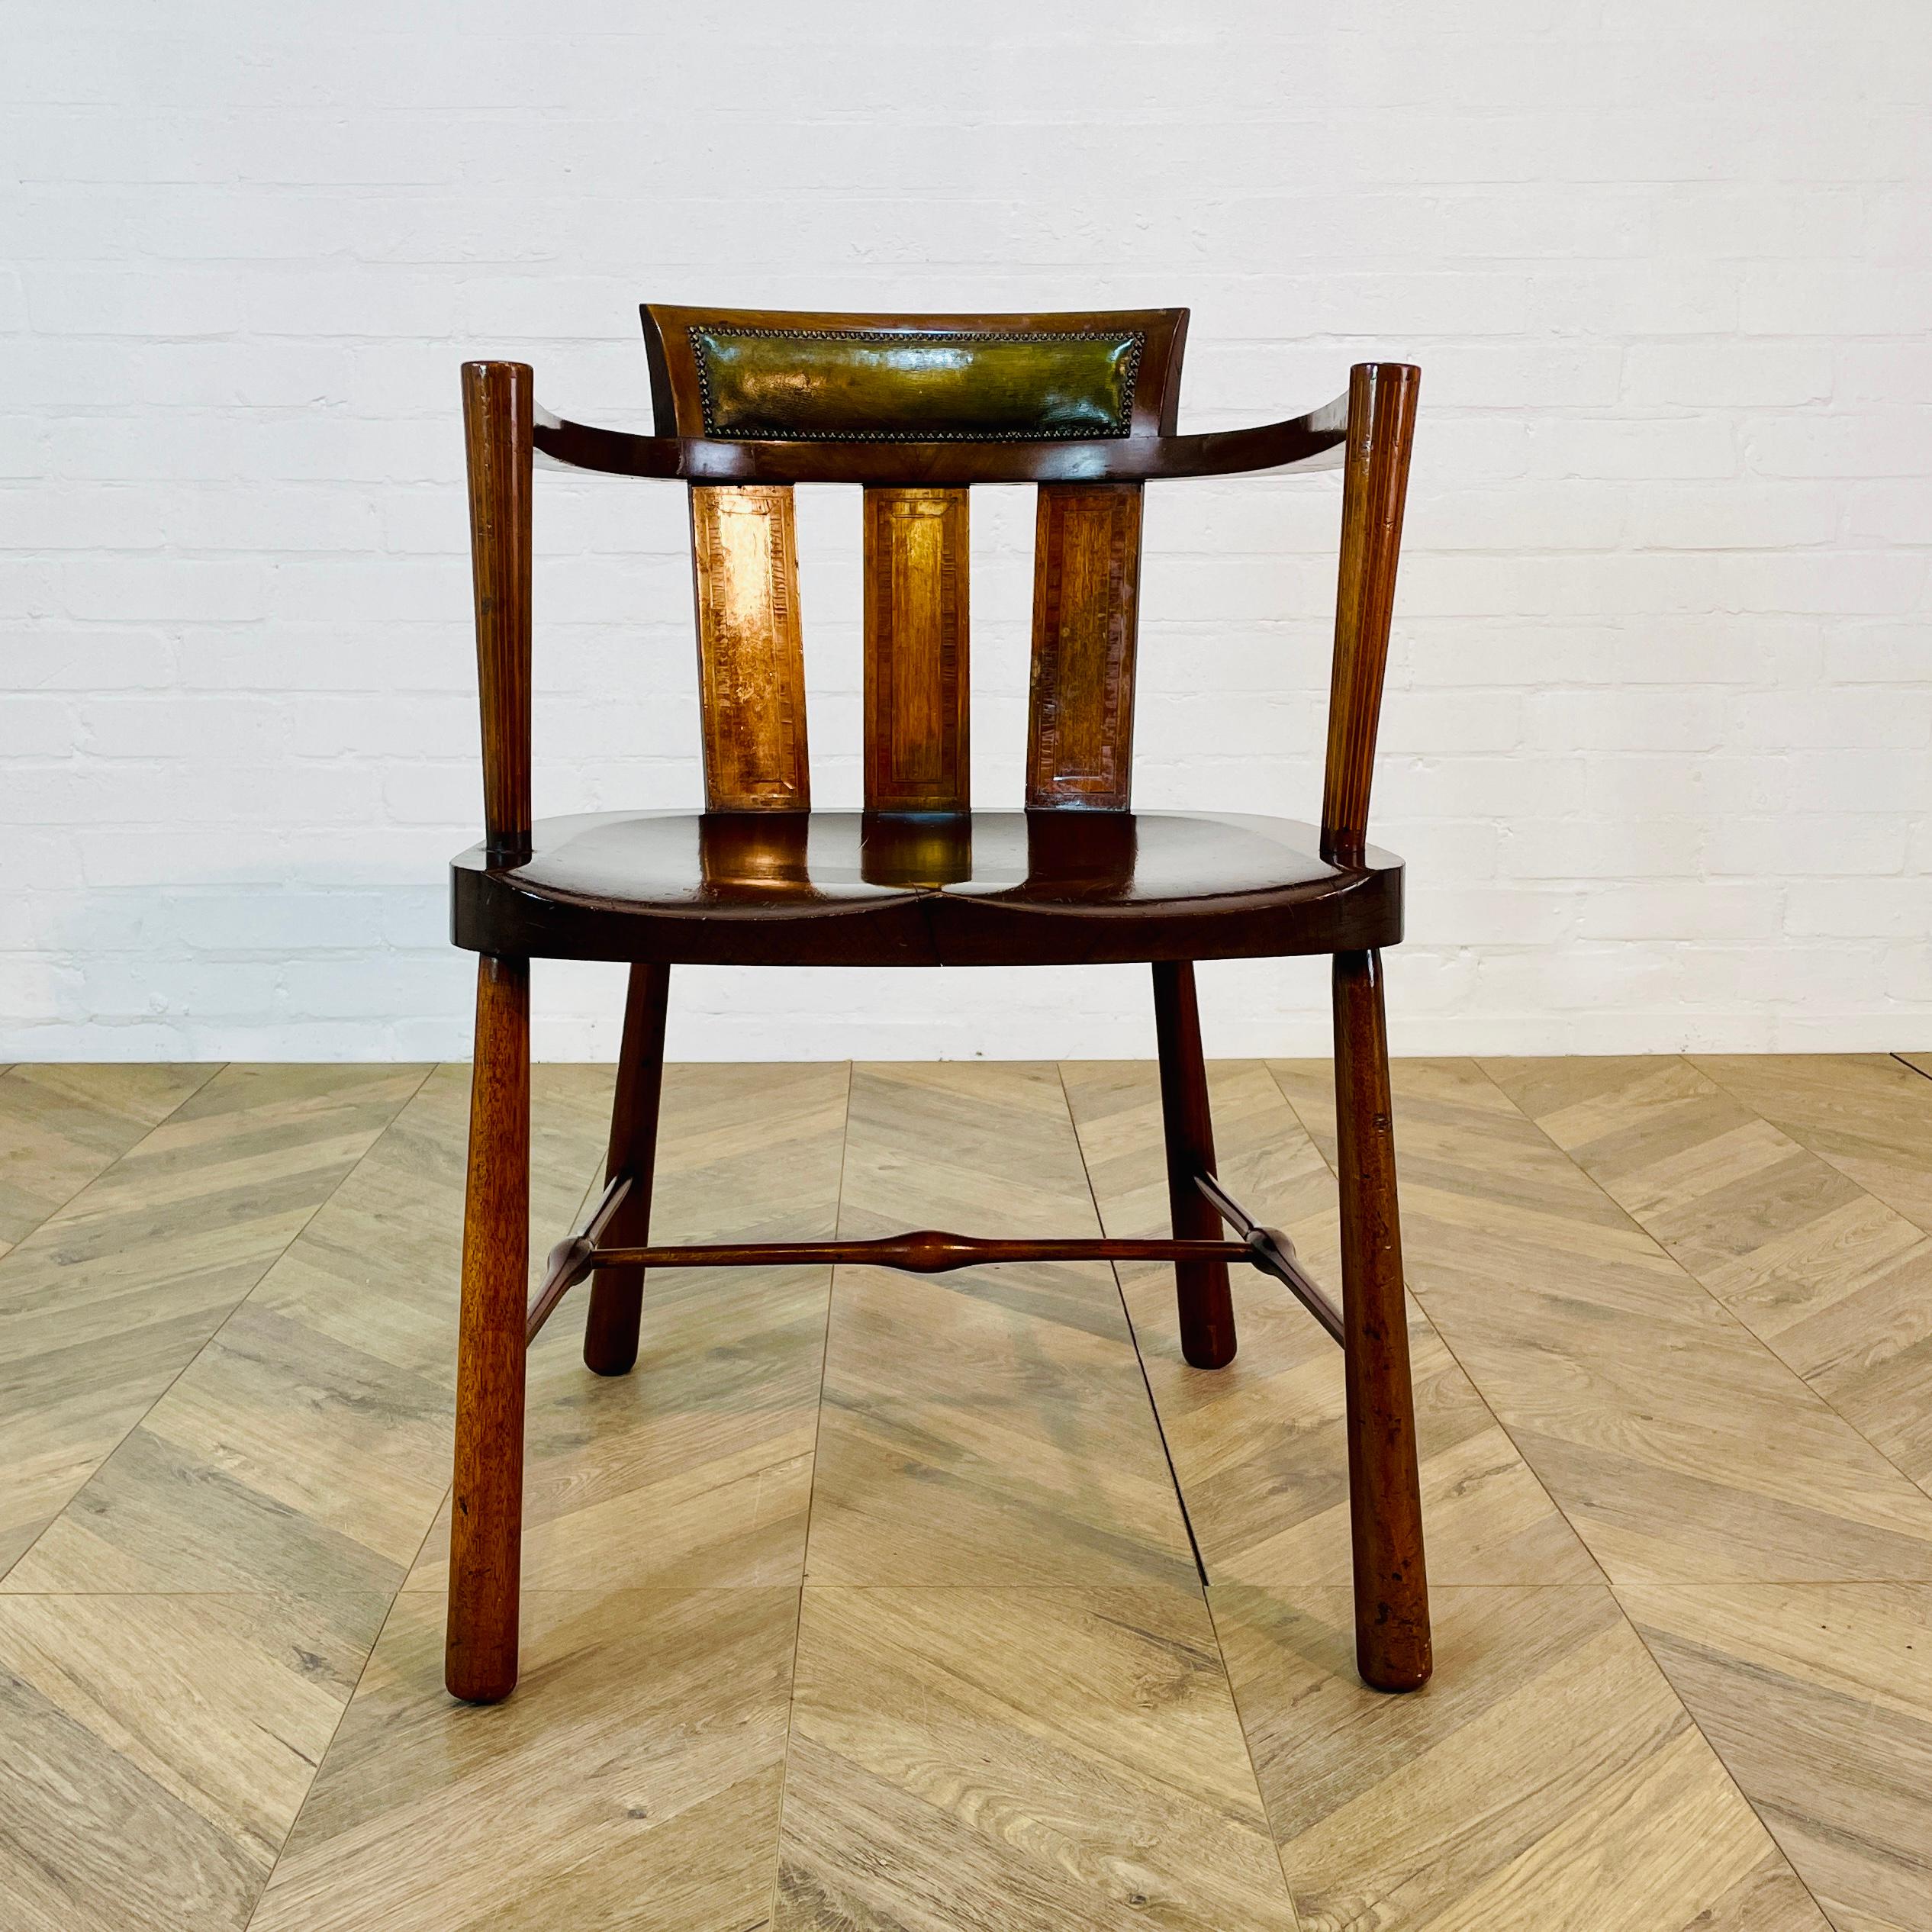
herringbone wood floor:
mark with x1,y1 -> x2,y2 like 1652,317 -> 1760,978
1,1055 -> 1928,1930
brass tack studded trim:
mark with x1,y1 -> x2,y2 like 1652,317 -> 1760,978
689,326 -> 1145,442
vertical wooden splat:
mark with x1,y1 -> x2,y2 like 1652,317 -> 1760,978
863,486 -> 970,813
1027,482 -> 1142,810
689,483 -> 810,812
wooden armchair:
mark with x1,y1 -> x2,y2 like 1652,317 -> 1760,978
448,306 -> 1429,1704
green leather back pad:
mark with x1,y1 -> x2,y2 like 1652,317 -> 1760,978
691,327 -> 1143,442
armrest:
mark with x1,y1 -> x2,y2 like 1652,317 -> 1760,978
526,394 -> 1353,485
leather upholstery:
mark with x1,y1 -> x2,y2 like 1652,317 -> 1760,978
689,326 -> 1143,442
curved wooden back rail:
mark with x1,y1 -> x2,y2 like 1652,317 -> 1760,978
449,306 -> 1431,1708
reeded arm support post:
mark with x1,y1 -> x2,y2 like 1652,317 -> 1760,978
462,360 -> 534,866
1321,362 -> 1418,867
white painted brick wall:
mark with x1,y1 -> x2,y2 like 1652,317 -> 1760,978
3,1 -> 1928,1061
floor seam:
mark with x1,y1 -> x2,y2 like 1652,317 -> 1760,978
0,1061 -> 438,1590
250,1062 -> 671,1924
1455,1055 -> 1879,1930
1605,1579 -> 1842,1929
0,1061 -> 227,1254
762,1057 -> 854,1930
1261,1057 -> 1616,1597
1483,1053 -> 1932,1512
1057,1063 -> 1209,1590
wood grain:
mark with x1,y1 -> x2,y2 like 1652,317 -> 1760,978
250,1588 -> 798,1932
1213,1582 -> 1828,1932
1151,960 -> 1236,1368
1061,1057 -> 1593,1588
2,1064 -> 609,1604
581,960 -> 671,1374
0,1591 -> 385,1932
1274,1057 -> 1932,1583
862,486 -> 970,812
0,1064 -> 426,1575
8,1053 -> 1932,1930
689,484 -> 810,812
1621,1580 -> 1932,1932
1696,1054 -> 1932,1235
1488,1054 -> 1932,1491
777,1585 -> 1299,1930
445,954 -> 532,1702
1321,362 -> 1418,866
1332,949 -> 1430,1689
805,1061 -> 1196,1587
1026,481 -> 1141,809
407,1062 -> 848,1596
0,1062 -> 211,1252
461,361 -> 533,864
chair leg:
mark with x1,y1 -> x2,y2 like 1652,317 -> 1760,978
582,962 -> 670,1376
445,953 -> 530,1704
1332,948 -> 1431,1692
1152,960 -> 1236,1369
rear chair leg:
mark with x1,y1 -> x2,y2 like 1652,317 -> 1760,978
582,962 -> 670,1376
446,953 -> 530,1703
1333,948 -> 1431,1692
1152,960 -> 1236,1368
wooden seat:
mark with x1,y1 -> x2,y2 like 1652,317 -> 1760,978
453,809 -> 1402,966
446,303 -> 1433,1711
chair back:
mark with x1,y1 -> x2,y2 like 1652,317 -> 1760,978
460,307 -> 1415,863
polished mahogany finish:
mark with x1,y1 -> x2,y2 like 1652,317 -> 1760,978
1334,948 -> 1431,1690
581,962 -> 669,1375
528,1169 -> 633,1347
1029,484 -> 1143,809
864,488 -> 971,812
531,398 -> 1347,488
689,486 -> 810,812
1323,364 -> 1418,866
445,953 -> 530,1702
451,809 -> 1402,968
462,363 -> 533,865
447,311 -> 1431,1704
1153,961 -> 1235,1368
1194,1171 -> 1344,1346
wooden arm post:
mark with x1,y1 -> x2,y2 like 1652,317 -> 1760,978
1321,363 -> 1418,867
462,361 -> 534,866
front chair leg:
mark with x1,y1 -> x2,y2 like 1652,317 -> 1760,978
1152,960 -> 1236,1368
583,961 -> 670,1376
1333,948 -> 1431,1692
446,953 -> 530,1704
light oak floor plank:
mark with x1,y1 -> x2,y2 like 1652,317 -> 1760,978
247,1588 -> 800,1932
1212,1582 -> 1828,1932
784,1061 -> 1299,1926
1695,1054 -> 1932,1235
1619,1582 -> 1932,1932
4,1064 -> 609,1605
1061,1058 -> 1594,1587
405,1061 -> 850,1595
6,1055 -> 1927,1932
0,1062 -> 215,1252
1272,1058 -> 1932,1584
776,1584 -> 1300,1931
804,1061 -> 1196,1589
0,1589 -> 387,1932
0,1064 -> 429,1574
1488,1055 -> 1932,1489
